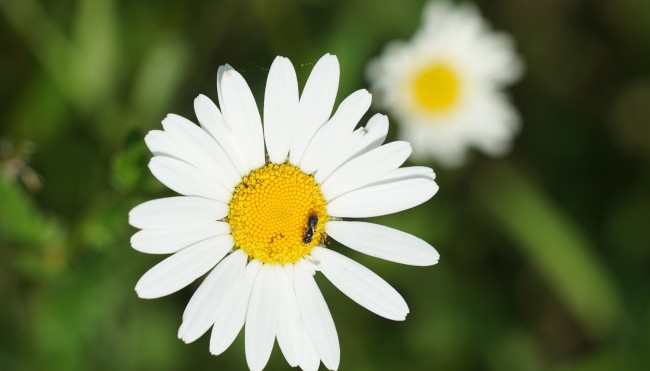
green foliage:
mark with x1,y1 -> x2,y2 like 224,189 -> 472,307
0,177 -> 64,248
111,142 -> 148,193
0,176 -> 67,279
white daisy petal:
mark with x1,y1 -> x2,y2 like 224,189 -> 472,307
148,156 -> 232,203
344,113 -> 390,159
325,89 -> 372,136
193,94 -> 250,176
144,130 -> 181,159
294,259 -> 340,370
375,166 -> 436,184
290,54 -> 340,165
299,89 -> 372,174
131,222 -> 230,254
315,113 -> 389,184
326,221 -> 439,266
210,260 -> 262,356
299,327 -> 321,371
245,264 -> 278,371
264,56 -> 299,164
135,235 -> 234,299
193,94 -> 222,133
178,249 -> 247,343
311,246 -> 409,320
216,66 -> 226,117
321,141 -> 412,201
129,197 -> 227,230
218,65 -> 265,170
215,66 -> 257,175
162,114 -> 241,191
147,127 -> 241,187
327,178 -> 438,218
276,264 -> 302,367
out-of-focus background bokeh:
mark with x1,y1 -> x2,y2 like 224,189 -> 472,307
1,0 -> 649,370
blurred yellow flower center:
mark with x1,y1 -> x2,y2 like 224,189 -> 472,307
411,63 -> 460,113
228,163 -> 327,264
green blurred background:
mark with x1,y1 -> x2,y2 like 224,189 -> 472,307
1,0 -> 650,370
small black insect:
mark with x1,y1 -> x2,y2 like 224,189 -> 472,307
302,213 -> 318,244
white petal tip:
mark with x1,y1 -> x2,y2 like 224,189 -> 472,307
135,282 -> 163,299
194,94 -> 209,108
383,312 -> 409,322
419,252 -> 440,267
209,346 -> 226,356
218,64 -> 233,72
160,114 -> 177,128
220,65 -> 238,79
176,324 -> 199,344
315,53 -> 339,71
134,288 -> 152,299
377,114 -> 389,123
127,215 -> 136,228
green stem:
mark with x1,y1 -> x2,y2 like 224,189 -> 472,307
474,163 -> 622,339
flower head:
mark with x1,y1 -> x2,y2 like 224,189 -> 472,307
129,54 -> 439,371
367,0 -> 524,167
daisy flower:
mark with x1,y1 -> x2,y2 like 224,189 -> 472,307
367,0 -> 524,167
129,54 -> 439,371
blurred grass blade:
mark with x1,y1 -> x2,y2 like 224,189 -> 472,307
0,0 -> 118,111
476,164 -> 622,339
0,0 -> 78,106
71,0 -> 119,108
131,35 -> 189,125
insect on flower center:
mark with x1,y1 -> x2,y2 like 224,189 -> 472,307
411,62 -> 460,113
227,163 -> 328,264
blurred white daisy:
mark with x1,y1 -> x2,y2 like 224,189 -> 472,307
129,54 -> 439,371
367,0 -> 524,167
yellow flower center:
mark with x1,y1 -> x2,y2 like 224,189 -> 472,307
227,163 -> 327,264
411,63 -> 460,113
